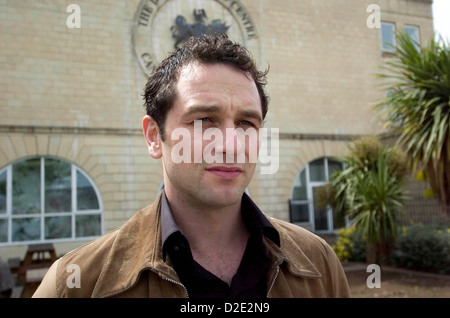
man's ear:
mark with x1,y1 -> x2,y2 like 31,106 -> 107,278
142,115 -> 162,159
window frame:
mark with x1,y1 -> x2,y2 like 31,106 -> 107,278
0,156 -> 103,246
289,157 -> 344,233
404,24 -> 421,50
380,21 -> 397,53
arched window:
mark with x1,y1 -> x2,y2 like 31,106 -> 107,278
0,157 -> 103,245
289,157 -> 344,233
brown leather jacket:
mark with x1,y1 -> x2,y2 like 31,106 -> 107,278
33,193 -> 351,298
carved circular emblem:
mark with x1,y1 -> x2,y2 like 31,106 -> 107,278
132,0 -> 260,77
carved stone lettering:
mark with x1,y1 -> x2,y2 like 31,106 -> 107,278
132,0 -> 260,77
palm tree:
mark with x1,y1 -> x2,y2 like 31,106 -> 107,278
328,137 -> 408,264
376,31 -> 450,216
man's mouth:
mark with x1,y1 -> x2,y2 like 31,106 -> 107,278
205,165 -> 243,179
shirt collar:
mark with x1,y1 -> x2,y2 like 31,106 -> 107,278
160,190 -> 280,261
160,190 -> 180,249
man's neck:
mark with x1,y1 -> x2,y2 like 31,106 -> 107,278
164,188 -> 249,251
163,187 -> 251,284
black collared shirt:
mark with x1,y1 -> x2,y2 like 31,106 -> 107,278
161,191 -> 280,298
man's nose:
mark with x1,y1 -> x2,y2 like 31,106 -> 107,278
214,122 -> 244,158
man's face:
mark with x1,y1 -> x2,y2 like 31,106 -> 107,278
159,62 -> 263,208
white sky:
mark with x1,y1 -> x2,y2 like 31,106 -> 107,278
432,0 -> 450,42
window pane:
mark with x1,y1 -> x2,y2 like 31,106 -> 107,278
327,159 -> 343,180
12,158 -> 41,215
76,214 -> 101,237
45,159 -> 71,213
45,216 -> 71,239
309,158 -> 326,182
0,170 -> 6,214
12,217 -> 40,241
381,22 -> 396,51
333,208 -> 345,230
77,171 -> 99,210
0,219 -> 7,242
405,25 -> 420,50
2,158 -> 103,244
292,170 -> 307,200
313,187 -> 328,231
290,202 -> 309,223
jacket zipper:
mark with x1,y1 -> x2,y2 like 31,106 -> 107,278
266,266 -> 280,298
161,274 -> 189,298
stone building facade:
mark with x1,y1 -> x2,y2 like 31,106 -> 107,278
1,0 -> 434,259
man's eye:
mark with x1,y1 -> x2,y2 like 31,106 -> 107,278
239,120 -> 256,127
194,118 -> 212,124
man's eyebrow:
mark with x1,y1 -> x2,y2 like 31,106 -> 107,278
185,105 -> 221,115
238,109 -> 263,124
185,105 -> 263,124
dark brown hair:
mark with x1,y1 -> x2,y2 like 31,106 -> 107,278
143,33 -> 269,140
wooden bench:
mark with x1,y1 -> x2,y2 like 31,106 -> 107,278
10,243 -> 58,285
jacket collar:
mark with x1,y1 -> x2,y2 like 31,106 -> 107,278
92,191 -> 177,298
92,192 -> 320,297
265,219 -> 322,279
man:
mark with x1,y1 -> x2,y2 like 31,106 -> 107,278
33,34 -> 351,298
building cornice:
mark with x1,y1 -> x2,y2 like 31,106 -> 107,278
1,125 -> 388,142
0,125 -> 143,136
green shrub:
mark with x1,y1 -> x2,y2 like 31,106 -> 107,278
332,226 -> 366,262
349,228 -> 366,262
390,224 -> 450,274
332,227 -> 353,262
